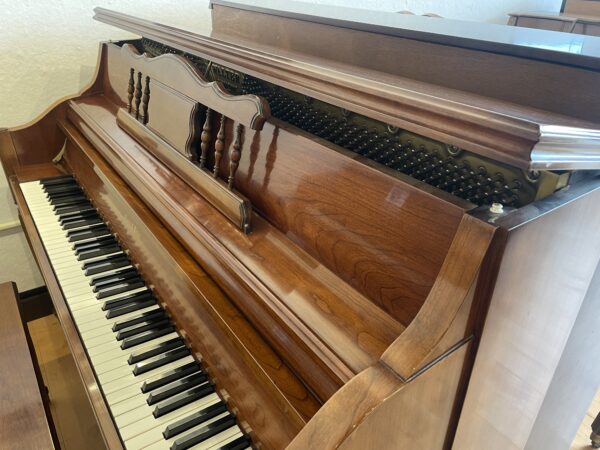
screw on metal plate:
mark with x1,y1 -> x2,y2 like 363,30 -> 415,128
490,202 -> 504,214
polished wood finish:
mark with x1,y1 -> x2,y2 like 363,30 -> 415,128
454,176 -> 600,450
60,125 -> 319,448
93,7 -> 600,172
0,282 -> 56,450
381,214 -> 495,379
64,94 -> 406,401
116,107 -> 253,232
5,6 -> 600,450
112,43 -> 270,130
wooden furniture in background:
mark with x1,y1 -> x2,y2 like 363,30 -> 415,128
1,2 -> 600,449
0,281 -> 57,450
564,0 -> 600,17
508,11 -> 600,36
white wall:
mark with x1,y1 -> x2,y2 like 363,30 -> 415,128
0,0 -> 562,291
0,0 -> 208,291
304,0 -> 562,24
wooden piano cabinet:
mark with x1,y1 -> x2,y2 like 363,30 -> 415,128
0,281 -> 57,450
454,176 -> 600,450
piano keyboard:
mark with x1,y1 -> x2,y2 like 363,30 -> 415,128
20,176 -> 251,450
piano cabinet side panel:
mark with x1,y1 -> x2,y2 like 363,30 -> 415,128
0,43 -> 108,176
288,343 -> 470,450
453,182 -> 600,450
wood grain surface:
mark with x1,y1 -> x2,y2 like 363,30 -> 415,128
0,282 -> 56,450
61,126 -> 319,448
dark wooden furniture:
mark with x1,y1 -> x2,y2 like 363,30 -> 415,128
2,2 -> 600,449
0,282 -> 57,450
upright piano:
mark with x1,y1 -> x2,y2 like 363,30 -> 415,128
2,2 -> 600,449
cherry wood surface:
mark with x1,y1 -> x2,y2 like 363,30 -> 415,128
94,7 -> 600,171
0,282 -> 57,450
10,170 -> 125,450
61,125 -> 320,447
65,96 -> 406,401
381,214 -> 496,379
100,40 -> 468,328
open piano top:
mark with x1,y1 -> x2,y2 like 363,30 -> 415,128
2,2 -> 600,450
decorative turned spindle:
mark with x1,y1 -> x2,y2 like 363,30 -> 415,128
134,72 -> 142,120
228,124 -> 243,190
127,68 -> 135,114
140,76 -> 150,124
213,114 -> 226,178
199,108 -> 212,168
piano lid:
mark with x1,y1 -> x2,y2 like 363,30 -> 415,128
94,3 -> 600,171
209,0 -> 600,71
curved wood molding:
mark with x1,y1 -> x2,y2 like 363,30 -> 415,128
286,364 -> 401,450
531,125 -> 600,170
119,43 -> 270,130
381,214 -> 496,380
94,8 -> 600,171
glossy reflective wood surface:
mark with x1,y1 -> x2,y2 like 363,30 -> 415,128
66,95 -> 408,401
62,127 -> 319,448
0,282 -> 57,450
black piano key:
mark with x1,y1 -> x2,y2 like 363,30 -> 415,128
66,222 -> 104,236
149,372 -> 209,407
96,279 -> 145,299
141,362 -> 201,393
214,436 -> 252,450
63,216 -> 103,231
153,384 -> 217,419
55,202 -> 92,215
170,414 -> 236,450
74,236 -> 117,253
83,255 -> 129,276
108,306 -> 164,326
105,299 -> 156,319
42,183 -> 78,194
103,289 -> 154,312
92,268 -> 138,290
68,226 -> 111,243
40,175 -> 74,186
78,245 -> 122,262
58,205 -> 95,219
46,190 -> 86,201
91,267 -> 137,286
50,194 -> 87,206
44,183 -> 82,198
162,397 -> 226,438
60,209 -> 98,224
116,317 -> 170,341
120,324 -> 175,349
133,346 -> 190,376
127,336 -> 184,363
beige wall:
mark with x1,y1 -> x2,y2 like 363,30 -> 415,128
0,0 -> 208,291
0,0 -> 562,291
